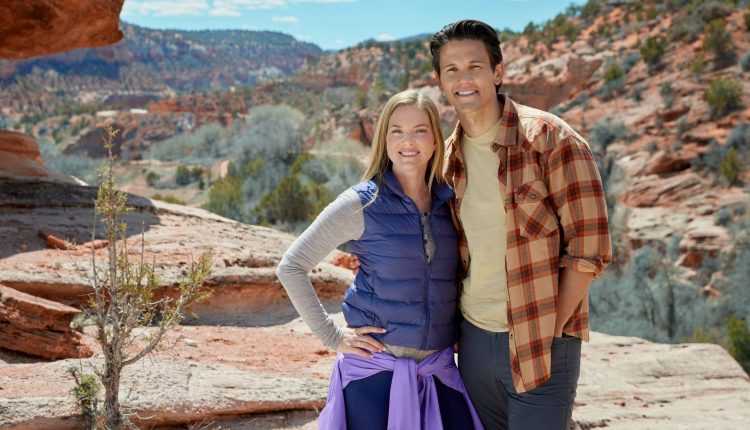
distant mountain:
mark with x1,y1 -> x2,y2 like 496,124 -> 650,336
0,22 -> 322,119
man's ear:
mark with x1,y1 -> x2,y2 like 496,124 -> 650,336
494,63 -> 505,87
434,71 -> 443,91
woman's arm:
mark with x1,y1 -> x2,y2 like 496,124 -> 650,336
275,188 -> 365,350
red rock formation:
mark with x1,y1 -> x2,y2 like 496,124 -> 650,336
0,0 -> 124,60
0,131 -> 78,182
504,55 -> 603,110
0,131 -> 46,177
0,284 -> 92,359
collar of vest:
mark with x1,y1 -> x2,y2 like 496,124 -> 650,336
381,169 -> 455,211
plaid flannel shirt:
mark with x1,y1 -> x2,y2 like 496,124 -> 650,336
445,95 -> 612,393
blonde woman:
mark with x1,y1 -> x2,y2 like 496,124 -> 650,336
277,90 -> 482,429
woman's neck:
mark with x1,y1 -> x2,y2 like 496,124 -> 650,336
392,168 -> 431,212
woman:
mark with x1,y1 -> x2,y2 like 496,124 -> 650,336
276,90 -> 482,430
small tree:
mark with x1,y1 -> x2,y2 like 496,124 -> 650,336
82,126 -> 213,428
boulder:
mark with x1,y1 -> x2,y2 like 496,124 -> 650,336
0,0 -> 124,60
0,284 -> 91,359
0,131 -> 80,183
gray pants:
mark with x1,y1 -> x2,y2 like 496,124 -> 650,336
458,319 -> 581,430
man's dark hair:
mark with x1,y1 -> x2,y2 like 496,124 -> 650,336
430,19 -> 503,85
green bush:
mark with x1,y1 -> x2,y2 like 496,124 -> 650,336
175,165 -> 192,186
703,19 -> 734,60
640,36 -> 667,70
146,171 -> 160,187
727,316 -> 750,373
704,77 -> 742,118
720,147 -> 743,184
745,12 -> 750,32
69,369 -> 100,429
204,174 -> 244,221
603,64 -> 624,82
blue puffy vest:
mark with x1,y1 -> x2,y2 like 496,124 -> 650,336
343,169 -> 460,350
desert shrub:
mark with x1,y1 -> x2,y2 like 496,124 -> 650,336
703,19 -> 735,63
660,82 -> 675,108
603,63 -> 624,82
720,147 -> 743,184
630,83 -> 645,102
204,174 -> 244,221
727,317 -> 750,373
146,171 -> 160,187
622,52 -> 641,73
580,0 -> 603,20
640,36 -> 667,72
589,117 -> 629,152
691,54 -> 707,78
146,123 -> 224,162
740,49 -> 750,72
716,208 -> 733,226
704,77 -> 743,117
693,124 -> 750,183
599,77 -> 625,101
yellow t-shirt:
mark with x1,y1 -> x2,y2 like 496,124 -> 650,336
458,120 -> 509,332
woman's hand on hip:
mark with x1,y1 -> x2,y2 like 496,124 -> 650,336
335,326 -> 387,358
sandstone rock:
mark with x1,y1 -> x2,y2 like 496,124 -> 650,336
504,54 -> 602,110
0,131 -> 78,183
0,357 -> 327,429
661,105 -> 690,123
573,333 -> 750,429
0,179 -> 352,326
0,284 -> 91,359
642,150 -> 693,175
623,173 -> 705,208
0,0 -> 125,60
0,328 -> 747,429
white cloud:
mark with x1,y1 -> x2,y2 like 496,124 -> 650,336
123,0 -> 358,18
272,16 -> 301,23
375,33 -> 396,42
210,7 -> 243,16
122,0 -> 210,17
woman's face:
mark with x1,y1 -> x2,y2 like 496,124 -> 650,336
385,104 -> 435,176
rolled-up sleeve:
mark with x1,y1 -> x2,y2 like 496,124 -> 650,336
544,135 -> 612,279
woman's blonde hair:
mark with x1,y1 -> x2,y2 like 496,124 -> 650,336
361,90 -> 446,190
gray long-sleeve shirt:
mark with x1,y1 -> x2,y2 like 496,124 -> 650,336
275,188 -> 437,360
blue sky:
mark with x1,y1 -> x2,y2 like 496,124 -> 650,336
122,0 -> 586,50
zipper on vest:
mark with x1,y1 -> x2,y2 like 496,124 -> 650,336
423,212 -> 435,350
403,195 -> 432,350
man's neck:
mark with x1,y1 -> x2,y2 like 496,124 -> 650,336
458,97 -> 503,138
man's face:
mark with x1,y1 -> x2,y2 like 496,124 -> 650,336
435,39 -> 504,116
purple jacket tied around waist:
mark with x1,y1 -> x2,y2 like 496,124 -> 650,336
318,347 -> 484,430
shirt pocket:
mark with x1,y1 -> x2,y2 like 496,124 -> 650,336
513,179 -> 559,238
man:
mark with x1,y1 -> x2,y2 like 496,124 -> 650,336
430,20 -> 612,429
